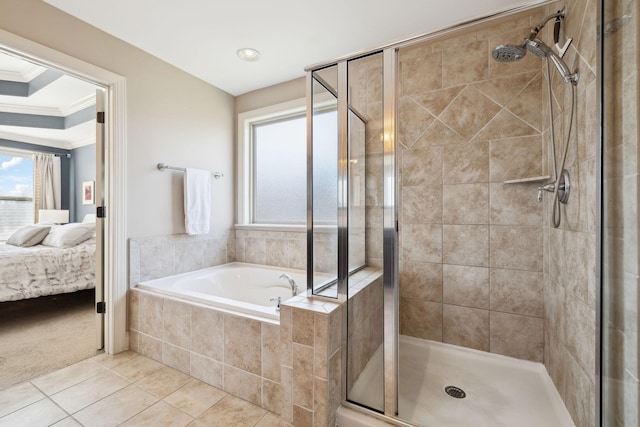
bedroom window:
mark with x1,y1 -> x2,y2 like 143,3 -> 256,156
237,99 -> 307,226
0,151 -> 34,241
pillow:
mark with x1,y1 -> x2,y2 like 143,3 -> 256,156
6,225 -> 51,247
82,214 -> 96,223
41,222 -> 95,248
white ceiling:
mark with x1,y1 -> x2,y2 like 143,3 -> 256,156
0,52 -> 97,149
0,54 -> 46,82
43,0 -> 547,96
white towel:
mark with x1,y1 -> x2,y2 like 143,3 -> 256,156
184,168 -> 211,235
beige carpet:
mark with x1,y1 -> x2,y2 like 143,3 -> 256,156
0,289 -> 101,390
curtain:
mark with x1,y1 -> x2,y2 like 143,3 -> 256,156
33,153 -> 61,222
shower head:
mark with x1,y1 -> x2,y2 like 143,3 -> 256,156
525,38 -> 552,58
525,38 -> 579,85
492,44 -> 527,62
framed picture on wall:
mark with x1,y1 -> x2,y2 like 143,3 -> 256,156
82,181 -> 94,205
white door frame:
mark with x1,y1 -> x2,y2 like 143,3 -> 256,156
0,29 -> 128,354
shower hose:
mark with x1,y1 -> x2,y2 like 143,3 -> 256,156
549,62 -> 577,229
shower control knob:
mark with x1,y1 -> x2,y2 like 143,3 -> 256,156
537,183 -> 555,202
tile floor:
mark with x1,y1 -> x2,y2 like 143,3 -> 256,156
0,351 -> 293,427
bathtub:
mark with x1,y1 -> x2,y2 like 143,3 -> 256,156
136,262 -> 307,321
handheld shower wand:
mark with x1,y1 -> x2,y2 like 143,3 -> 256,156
525,38 -> 579,85
491,9 -> 578,86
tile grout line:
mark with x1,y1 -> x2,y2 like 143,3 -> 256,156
0,381 -> 48,421
158,378 -> 208,421
112,383 -> 162,427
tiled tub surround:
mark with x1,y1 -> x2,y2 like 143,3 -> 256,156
129,267 -> 381,426
128,231 -> 234,286
234,227 -> 361,276
234,228 -> 306,271
396,12 -> 547,363
130,288 -> 340,426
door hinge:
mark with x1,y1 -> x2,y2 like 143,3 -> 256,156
97,206 -> 107,218
97,112 -> 105,124
96,301 -> 106,314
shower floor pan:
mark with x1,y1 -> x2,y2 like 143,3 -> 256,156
348,335 -> 575,427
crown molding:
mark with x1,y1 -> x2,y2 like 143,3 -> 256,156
0,127 -> 96,150
0,65 -> 46,83
68,135 -> 95,149
60,94 -> 95,116
0,102 -> 64,116
0,129 -> 70,149
0,93 -> 95,117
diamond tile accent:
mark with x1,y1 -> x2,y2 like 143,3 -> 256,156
413,120 -> 466,148
473,71 -> 538,107
472,109 -> 539,142
505,73 -> 543,132
413,86 -> 464,117
439,86 -> 501,140
398,97 -> 435,148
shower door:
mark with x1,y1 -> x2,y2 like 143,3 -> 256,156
308,66 -> 339,298
344,52 -> 386,413
600,0 -> 639,423
307,49 -> 399,420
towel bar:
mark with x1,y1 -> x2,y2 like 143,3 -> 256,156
157,163 -> 223,179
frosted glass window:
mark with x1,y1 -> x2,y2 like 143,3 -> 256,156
253,114 -> 306,224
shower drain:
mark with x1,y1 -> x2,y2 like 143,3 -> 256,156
444,386 -> 466,399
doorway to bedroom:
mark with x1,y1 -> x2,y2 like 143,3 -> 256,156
0,50 -> 105,390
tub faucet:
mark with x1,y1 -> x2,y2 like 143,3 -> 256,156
279,273 -> 298,296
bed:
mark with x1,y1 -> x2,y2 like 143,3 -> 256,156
0,222 -> 96,302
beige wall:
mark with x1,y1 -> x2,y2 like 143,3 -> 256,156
235,77 -> 305,115
0,0 -> 235,239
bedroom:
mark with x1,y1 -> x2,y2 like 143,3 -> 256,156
0,50 -> 101,389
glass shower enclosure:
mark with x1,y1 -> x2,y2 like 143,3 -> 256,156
306,50 -> 399,419
305,1 -> 619,426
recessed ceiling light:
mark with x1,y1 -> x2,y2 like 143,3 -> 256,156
236,48 -> 260,62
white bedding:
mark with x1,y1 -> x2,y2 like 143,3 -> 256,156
0,238 -> 95,302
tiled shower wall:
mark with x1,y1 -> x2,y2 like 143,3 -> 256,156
396,12 -> 548,362
540,1 -> 599,426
